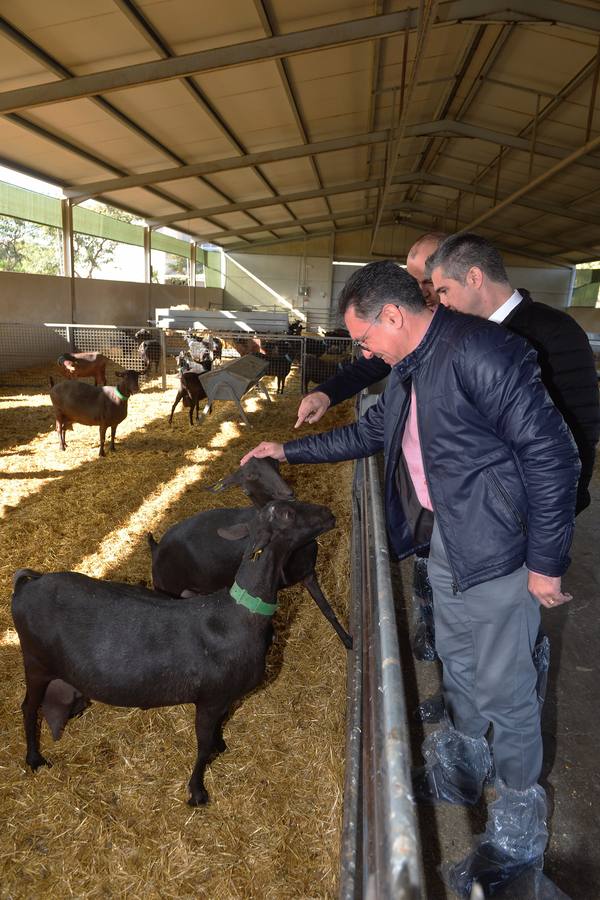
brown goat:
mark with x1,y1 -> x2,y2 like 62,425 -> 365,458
49,370 -> 140,457
57,352 -> 109,386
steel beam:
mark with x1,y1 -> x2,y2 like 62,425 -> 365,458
146,168 -> 600,234
204,206 -> 377,240
461,131 -> 600,232
0,12 -> 419,114
65,112 -> 600,204
64,131 -> 389,201
0,3 -> 597,117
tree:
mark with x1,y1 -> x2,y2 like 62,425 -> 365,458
164,253 -> 189,285
73,232 -> 118,278
0,215 -> 61,275
73,203 -> 138,278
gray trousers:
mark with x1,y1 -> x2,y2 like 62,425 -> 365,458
427,520 -> 543,790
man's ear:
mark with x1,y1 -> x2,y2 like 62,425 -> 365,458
383,303 -> 404,329
466,266 -> 484,289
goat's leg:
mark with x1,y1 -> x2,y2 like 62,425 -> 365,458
188,703 -> 228,806
21,668 -> 53,771
109,424 -> 117,451
212,711 -> 229,754
55,418 -> 66,450
169,391 -> 184,424
302,572 -> 353,649
98,424 -> 107,457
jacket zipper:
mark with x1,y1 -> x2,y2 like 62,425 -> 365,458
413,383 -> 460,594
488,470 -> 527,535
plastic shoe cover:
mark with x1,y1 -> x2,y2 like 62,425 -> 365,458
411,604 -> 438,661
415,691 -> 446,723
442,780 -> 550,897
442,842 -> 542,897
412,726 -> 492,806
413,556 -> 433,602
411,558 -> 439,660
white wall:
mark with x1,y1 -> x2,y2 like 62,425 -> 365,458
0,269 -> 223,325
507,267 -> 574,309
226,251 -> 332,329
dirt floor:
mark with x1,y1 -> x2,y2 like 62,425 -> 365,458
0,370 -> 355,899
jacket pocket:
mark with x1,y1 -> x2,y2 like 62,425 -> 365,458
484,469 -> 527,535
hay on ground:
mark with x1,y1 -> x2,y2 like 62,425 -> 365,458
0,371 -> 355,899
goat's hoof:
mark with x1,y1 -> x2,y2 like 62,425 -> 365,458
27,752 -> 51,771
188,788 -> 209,807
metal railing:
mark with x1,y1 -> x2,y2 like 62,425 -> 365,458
341,393 -> 424,899
0,322 -> 168,389
0,321 -> 354,396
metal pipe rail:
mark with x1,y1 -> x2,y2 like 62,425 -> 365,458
341,439 -> 424,897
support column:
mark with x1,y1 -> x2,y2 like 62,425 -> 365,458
190,241 -> 197,305
61,198 -> 75,322
144,225 -> 152,323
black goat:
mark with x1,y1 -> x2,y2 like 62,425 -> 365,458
169,370 -> 212,426
148,458 -> 352,648
262,341 -> 293,395
301,353 -> 350,395
135,329 -> 162,375
12,500 -> 335,806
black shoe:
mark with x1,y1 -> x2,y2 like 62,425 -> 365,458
415,692 -> 445,723
442,842 -> 543,897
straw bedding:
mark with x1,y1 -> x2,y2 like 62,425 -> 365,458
0,369 -> 355,899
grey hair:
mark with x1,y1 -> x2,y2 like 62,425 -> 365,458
425,233 -> 509,284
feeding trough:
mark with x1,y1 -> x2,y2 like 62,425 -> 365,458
199,353 -> 271,426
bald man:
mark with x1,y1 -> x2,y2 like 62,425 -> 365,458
294,232 -> 446,429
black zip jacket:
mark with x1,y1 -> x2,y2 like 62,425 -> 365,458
314,290 -> 598,514
285,306 -> 580,591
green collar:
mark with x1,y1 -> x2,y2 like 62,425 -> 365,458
114,386 -> 127,401
230,581 -> 278,616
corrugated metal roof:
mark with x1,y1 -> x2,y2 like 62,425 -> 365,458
0,1 -> 598,264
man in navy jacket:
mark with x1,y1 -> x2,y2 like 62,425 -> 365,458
241,260 -> 580,889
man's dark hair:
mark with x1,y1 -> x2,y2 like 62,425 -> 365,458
425,233 -> 509,285
338,260 -> 426,319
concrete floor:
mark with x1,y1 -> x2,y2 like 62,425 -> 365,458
394,461 -> 599,900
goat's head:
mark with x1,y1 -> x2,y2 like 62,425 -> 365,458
207,458 -> 294,507
218,499 -> 335,559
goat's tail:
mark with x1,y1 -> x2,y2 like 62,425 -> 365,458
12,568 -> 42,592
147,532 -> 158,554
48,376 -> 55,388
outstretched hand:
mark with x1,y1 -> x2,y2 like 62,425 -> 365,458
295,391 -> 331,429
240,442 -> 286,467
528,571 -> 572,609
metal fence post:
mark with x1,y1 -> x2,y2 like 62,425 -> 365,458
159,328 -> 167,390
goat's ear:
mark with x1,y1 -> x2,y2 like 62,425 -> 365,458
206,470 -> 244,493
218,523 -> 250,541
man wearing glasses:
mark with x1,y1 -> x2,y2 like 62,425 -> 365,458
240,259 -> 580,894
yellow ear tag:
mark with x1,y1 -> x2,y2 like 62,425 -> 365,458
251,548 -> 262,561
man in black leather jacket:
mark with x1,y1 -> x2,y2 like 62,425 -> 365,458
241,260 -> 581,891
427,232 -> 599,515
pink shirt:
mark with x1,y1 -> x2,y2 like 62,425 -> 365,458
401,385 -> 433,511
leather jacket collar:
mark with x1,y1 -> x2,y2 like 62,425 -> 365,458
392,303 -> 449,382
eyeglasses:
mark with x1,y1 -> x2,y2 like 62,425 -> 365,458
352,308 -> 383,349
